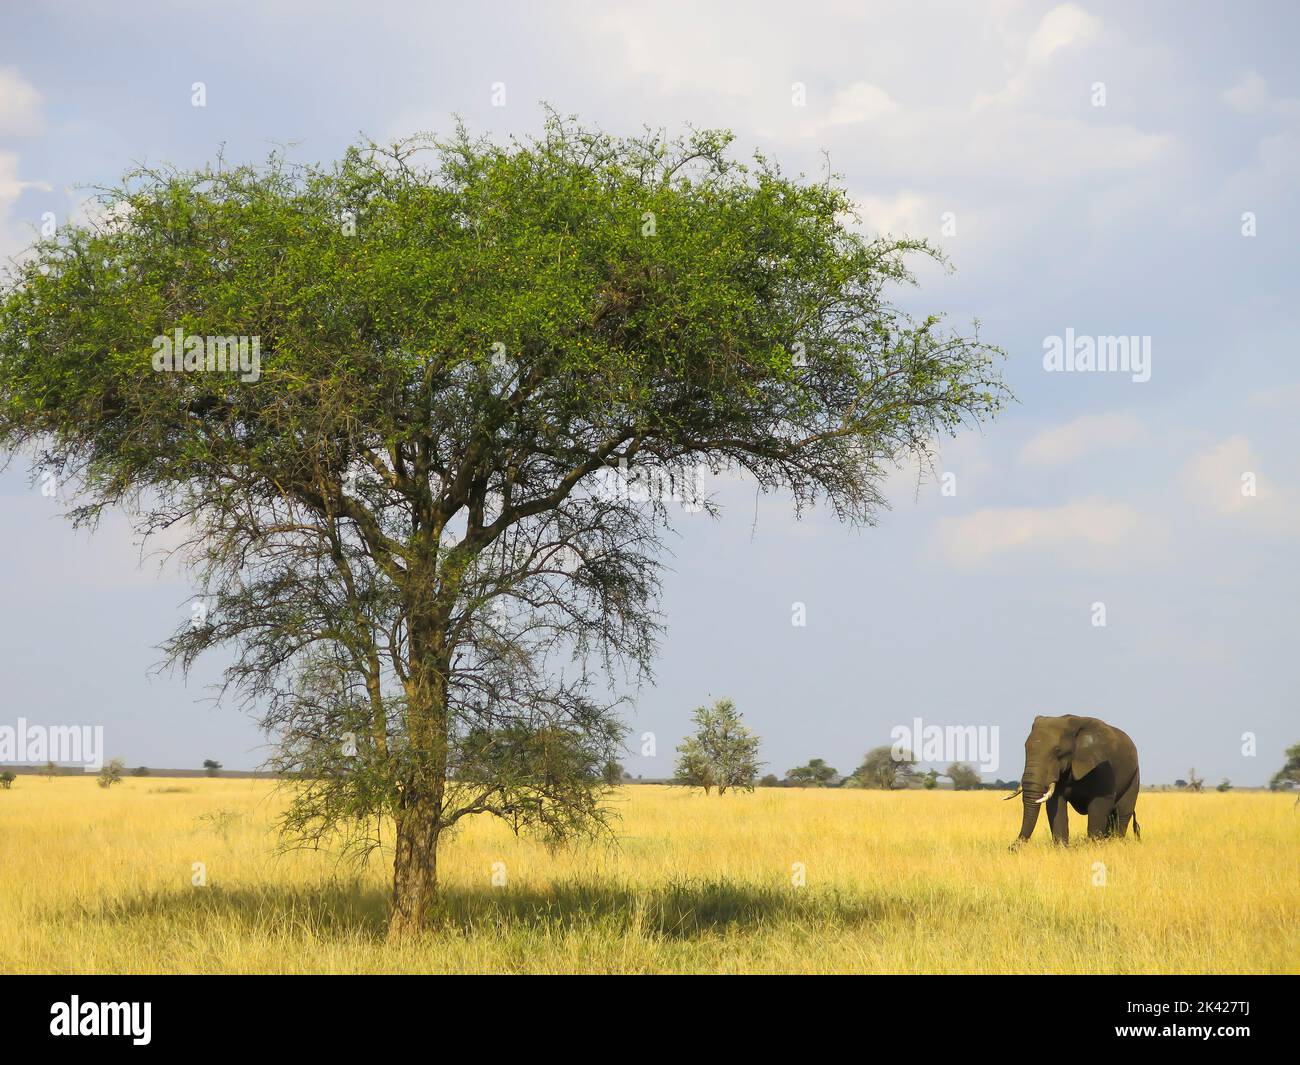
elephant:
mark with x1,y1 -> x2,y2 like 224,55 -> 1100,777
1007,714 -> 1140,849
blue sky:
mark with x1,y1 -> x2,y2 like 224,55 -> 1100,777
1,1 -> 1297,784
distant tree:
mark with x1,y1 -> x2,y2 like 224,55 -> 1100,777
1174,779 -> 1188,788
97,759 -> 125,788
945,762 -> 982,790
758,774 -> 781,788
921,768 -> 939,790
0,771 -> 15,790
1216,777 -> 1233,792
1187,768 -> 1204,792
602,760 -> 624,786
673,699 -> 763,795
202,759 -> 222,778
42,760 -> 58,781
785,758 -> 838,787
854,745 -> 917,789
132,766 -> 150,777
1268,743 -> 1300,791
673,737 -> 715,793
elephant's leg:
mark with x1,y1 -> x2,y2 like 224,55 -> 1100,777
1114,772 -> 1139,838
1087,796 -> 1115,839
1047,794 -> 1069,844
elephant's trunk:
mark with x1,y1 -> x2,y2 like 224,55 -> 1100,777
1017,795 -> 1042,841
1017,762 -> 1051,840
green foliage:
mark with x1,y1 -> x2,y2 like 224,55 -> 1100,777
758,773 -> 781,788
1216,778 -> 1233,792
97,759 -> 125,788
202,759 -> 222,777
673,736 -> 714,793
785,757 -> 838,787
854,746 -> 917,789
674,698 -> 763,794
0,114 -> 1006,911
945,762 -> 982,790
1269,743 -> 1300,790
0,770 -> 15,790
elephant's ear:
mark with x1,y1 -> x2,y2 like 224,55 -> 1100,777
1071,725 -> 1106,780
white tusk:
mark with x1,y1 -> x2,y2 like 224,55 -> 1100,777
1034,782 -> 1055,804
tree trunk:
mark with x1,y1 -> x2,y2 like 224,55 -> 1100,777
387,570 -> 453,939
389,797 -> 441,939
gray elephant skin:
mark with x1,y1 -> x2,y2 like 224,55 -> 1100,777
1009,714 -> 1140,849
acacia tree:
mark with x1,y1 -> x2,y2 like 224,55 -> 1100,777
673,698 -> 763,794
785,758 -> 837,787
672,736 -> 716,794
1269,742 -> 1300,791
855,745 -> 919,789
945,762 -> 982,790
97,759 -> 125,789
0,115 -> 1006,935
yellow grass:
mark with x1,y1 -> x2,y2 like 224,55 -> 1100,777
0,777 -> 1295,973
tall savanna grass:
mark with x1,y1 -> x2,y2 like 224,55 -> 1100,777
1,777 -> 1294,973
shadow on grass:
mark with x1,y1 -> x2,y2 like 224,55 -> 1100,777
81,878 -> 902,941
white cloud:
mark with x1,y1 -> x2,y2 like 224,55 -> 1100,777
852,190 -> 932,237
68,193 -> 134,233
572,3 -> 1169,184
0,151 -> 53,264
1179,436 -> 1300,531
1018,413 -> 1145,467
584,5 -> 764,99
807,81 -> 900,135
0,67 -> 42,137
1222,71 -> 1300,118
974,3 -> 1102,108
932,497 -> 1160,570
1026,3 -> 1101,65
1180,436 -> 1258,515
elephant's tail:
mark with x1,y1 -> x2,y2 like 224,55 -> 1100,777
1132,812 -> 1141,840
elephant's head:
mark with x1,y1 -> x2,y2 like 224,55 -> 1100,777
1012,715 -> 1106,843
1021,714 -> 1106,801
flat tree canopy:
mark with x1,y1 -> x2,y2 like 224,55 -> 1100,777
0,114 -> 1007,935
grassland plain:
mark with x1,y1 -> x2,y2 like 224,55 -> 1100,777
0,777 -> 1295,974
